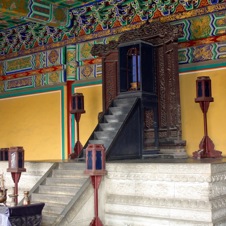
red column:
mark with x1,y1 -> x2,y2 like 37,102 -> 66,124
11,172 -> 21,205
90,176 -> 103,226
67,81 -> 73,158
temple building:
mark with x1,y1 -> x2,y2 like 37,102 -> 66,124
0,0 -> 226,225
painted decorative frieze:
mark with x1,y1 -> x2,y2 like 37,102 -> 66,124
74,37 -> 116,81
5,56 -> 33,75
1,3 -> 226,81
0,46 -> 66,93
173,11 -> 226,43
0,1 -> 225,60
178,42 -> 226,64
0,65 -> 65,94
0,47 -> 65,76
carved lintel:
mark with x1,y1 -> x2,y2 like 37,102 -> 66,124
91,21 -> 182,57
90,40 -> 118,56
119,21 -> 181,45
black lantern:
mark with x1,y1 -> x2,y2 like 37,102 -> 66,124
7,147 -> 26,173
84,144 -> 106,175
71,93 -> 85,114
7,146 -> 26,205
69,93 -> 86,159
195,76 -> 213,103
0,148 -> 9,161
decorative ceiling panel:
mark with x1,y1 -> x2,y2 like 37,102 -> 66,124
0,0 -> 96,30
0,13 -> 27,30
0,0 -> 30,30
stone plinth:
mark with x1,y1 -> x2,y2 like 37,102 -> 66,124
1,159 -> 226,226
104,159 -> 226,226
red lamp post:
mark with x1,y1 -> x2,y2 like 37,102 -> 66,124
7,146 -> 26,205
84,144 -> 107,226
69,93 -> 85,159
193,76 -> 222,158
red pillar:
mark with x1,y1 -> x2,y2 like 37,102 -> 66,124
90,176 -> 103,226
11,172 -> 21,206
67,81 -> 73,158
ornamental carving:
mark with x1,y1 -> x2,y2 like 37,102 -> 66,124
91,21 -> 183,56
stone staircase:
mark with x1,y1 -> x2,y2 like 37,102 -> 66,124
28,162 -> 89,226
85,96 -> 187,160
87,97 -> 138,151
23,97 -> 141,225
84,97 -> 142,160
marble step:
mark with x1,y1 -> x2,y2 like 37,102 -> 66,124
109,106 -> 131,115
43,203 -> 65,215
31,193 -> 73,205
38,184 -> 79,195
51,169 -> 88,178
41,202 -> 64,215
94,131 -> 117,140
44,177 -> 87,186
104,114 -> 127,123
88,139 -> 111,149
99,122 -> 122,131
41,214 -> 58,226
57,162 -> 86,170
30,201 -> 63,216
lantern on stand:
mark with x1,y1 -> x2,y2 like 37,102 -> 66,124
70,93 -> 85,159
7,146 -> 26,205
193,76 -> 222,158
84,144 -> 107,226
